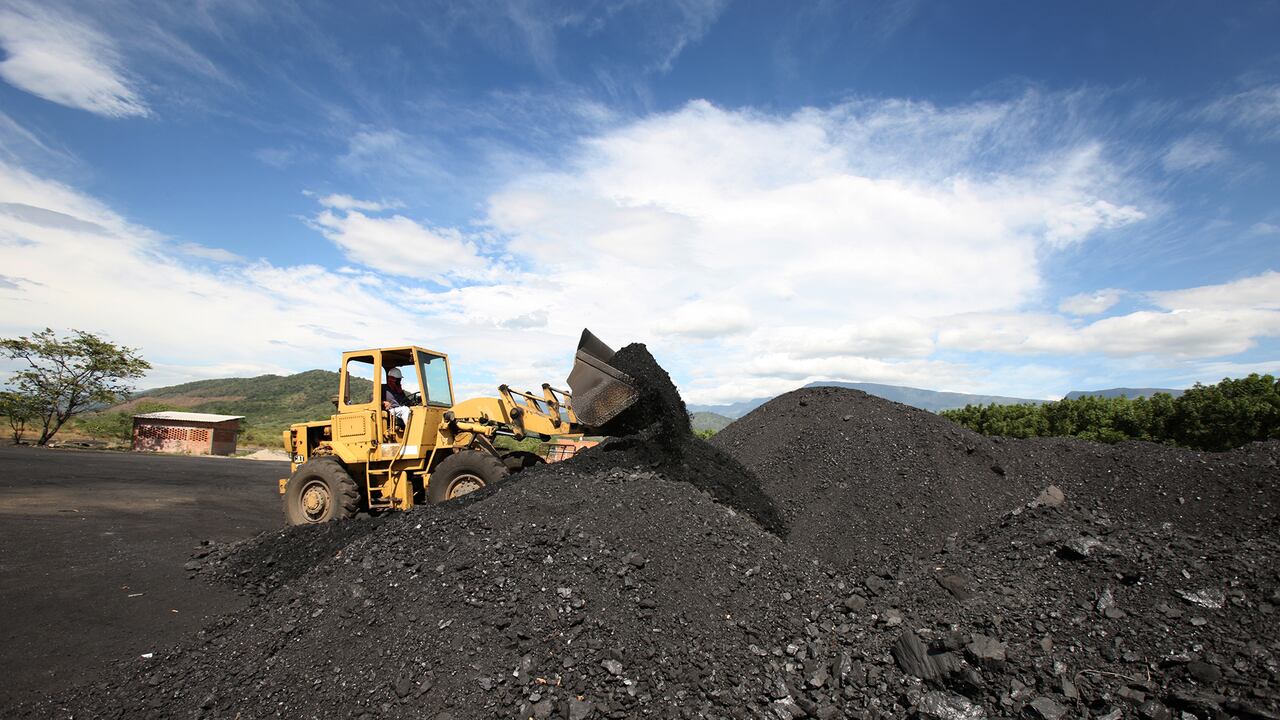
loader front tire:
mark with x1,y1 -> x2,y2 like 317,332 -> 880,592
428,450 -> 509,505
283,458 -> 360,525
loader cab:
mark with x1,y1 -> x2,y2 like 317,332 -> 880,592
335,347 -> 454,454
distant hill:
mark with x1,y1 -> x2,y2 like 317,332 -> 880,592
690,411 -> 734,433
1064,387 -> 1183,400
688,382 -> 1042,419
112,370 -> 343,443
805,381 -> 1042,412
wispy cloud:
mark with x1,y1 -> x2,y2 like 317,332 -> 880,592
437,0 -> 729,78
1161,135 -> 1230,172
1059,289 -> 1124,316
0,1 -> 148,117
1149,270 -> 1280,311
177,243 -> 243,264
307,202 -> 488,283
0,109 -> 77,169
649,0 -> 730,72
339,128 -> 452,183
308,192 -> 403,213
1203,83 -> 1280,140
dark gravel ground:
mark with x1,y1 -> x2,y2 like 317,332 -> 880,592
7,358 -> 1278,720
0,446 -> 283,707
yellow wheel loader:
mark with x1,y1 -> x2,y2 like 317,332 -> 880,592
279,330 -> 637,525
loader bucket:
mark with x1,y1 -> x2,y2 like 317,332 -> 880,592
567,329 -> 640,428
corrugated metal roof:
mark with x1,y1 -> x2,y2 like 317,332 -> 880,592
133,411 -> 245,423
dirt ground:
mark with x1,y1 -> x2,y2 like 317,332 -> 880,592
0,445 -> 285,707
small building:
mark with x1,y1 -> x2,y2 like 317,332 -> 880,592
132,411 -> 245,456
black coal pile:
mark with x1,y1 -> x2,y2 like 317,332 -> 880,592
569,343 -> 786,537
856,491 -> 1280,720
711,387 -> 1036,569
187,514 -> 383,595
24,469 -> 845,719
1000,437 -> 1279,530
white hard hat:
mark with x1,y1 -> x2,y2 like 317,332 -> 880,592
387,367 -> 403,379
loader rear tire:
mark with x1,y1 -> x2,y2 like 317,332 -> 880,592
283,458 -> 360,525
501,450 -> 545,473
428,450 -> 509,505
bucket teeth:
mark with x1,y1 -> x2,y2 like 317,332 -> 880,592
567,329 -> 640,428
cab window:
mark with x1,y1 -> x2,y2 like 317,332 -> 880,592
343,356 -> 375,405
419,353 -> 453,407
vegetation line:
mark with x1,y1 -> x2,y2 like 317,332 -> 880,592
940,374 -> 1279,452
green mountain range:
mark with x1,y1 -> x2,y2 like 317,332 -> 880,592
101,370 -> 344,445
1063,387 -> 1182,400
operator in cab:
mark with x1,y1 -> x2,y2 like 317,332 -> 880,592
383,367 -> 412,429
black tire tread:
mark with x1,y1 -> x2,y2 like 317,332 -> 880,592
283,457 -> 360,525
428,450 -> 509,505
501,450 -> 546,473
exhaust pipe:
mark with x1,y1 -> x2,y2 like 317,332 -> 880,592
567,329 -> 640,428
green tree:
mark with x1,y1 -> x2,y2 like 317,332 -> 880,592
76,401 -> 177,443
1,329 -> 150,446
941,375 -> 1279,451
1172,374 -> 1280,451
0,390 -> 41,444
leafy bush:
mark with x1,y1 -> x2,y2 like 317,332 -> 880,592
940,374 -> 1279,451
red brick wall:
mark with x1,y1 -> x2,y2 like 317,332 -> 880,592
132,419 -> 239,455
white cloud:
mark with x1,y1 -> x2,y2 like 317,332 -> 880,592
1042,198 -> 1146,247
760,320 -> 936,360
0,2 -> 148,117
311,193 -> 402,213
654,301 -> 752,338
308,206 -> 487,282
1149,271 -> 1280,311
1162,135 -> 1230,172
1248,222 -> 1279,237
471,97 -> 1141,326
177,243 -> 242,263
1059,289 -> 1123,315
1184,359 -> 1280,382
936,272 -> 1280,359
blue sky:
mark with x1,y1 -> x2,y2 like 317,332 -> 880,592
1,0 -> 1278,404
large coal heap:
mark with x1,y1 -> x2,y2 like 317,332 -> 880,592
33,470 -> 834,719
713,385 -> 1280,570
28,466 -> 1280,720
574,343 -> 787,537
712,386 -> 1034,569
